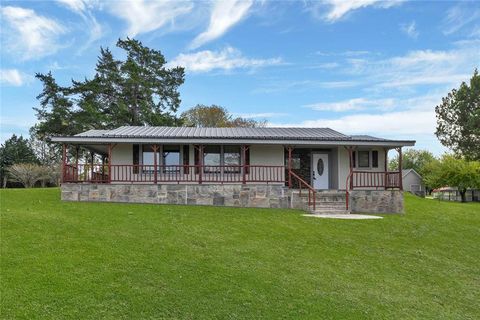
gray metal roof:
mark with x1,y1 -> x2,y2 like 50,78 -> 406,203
50,126 -> 416,147
76,129 -> 111,137
350,135 -> 384,141
76,126 -> 351,140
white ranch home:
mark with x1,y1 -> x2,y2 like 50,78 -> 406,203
52,126 -> 415,214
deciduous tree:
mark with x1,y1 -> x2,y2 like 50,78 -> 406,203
424,155 -> 480,202
435,69 -> 480,160
7,164 -> 49,188
181,105 -> 266,127
389,149 -> 436,177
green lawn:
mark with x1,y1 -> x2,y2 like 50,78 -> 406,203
1,189 -> 479,319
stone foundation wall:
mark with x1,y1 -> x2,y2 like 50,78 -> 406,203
349,190 -> 403,214
61,183 -> 292,209
61,184 -> 404,214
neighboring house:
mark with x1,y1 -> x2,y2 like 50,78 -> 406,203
51,126 -> 415,214
402,169 -> 425,197
432,187 -> 480,202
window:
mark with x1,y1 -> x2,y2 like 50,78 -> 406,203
163,145 -> 180,173
372,150 -> 378,168
203,145 -> 221,172
224,146 -> 241,173
142,145 -> 159,173
358,151 -> 370,168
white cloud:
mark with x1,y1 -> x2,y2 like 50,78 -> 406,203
312,0 -> 403,22
304,98 -> 395,112
297,109 -> 435,135
56,0 -> 89,13
167,47 -> 282,72
311,62 -> 340,69
253,79 -> 358,94
400,21 -> 419,39
0,6 -> 67,60
273,92 -> 445,136
107,0 -> 194,36
56,0 -> 103,51
343,43 -> 480,89
190,0 -> 253,49
0,69 -> 31,86
443,4 -> 480,36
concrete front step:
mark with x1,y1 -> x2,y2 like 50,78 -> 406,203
315,200 -> 346,206
310,209 -> 351,215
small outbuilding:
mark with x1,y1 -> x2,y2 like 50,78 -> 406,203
402,169 -> 425,197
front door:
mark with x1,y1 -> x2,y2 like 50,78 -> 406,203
312,153 -> 329,189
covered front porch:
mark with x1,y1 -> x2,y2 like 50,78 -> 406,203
60,143 -> 404,192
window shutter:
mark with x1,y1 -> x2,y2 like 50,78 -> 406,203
194,146 -> 199,174
183,145 -> 189,175
133,144 -> 139,174
183,145 -> 189,166
372,150 -> 378,168
245,147 -> 250,174
352,151 -> 356,168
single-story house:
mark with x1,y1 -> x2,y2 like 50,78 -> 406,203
402,169 -> 425,197
51,126 -> 415,214
432,187 -> 480,202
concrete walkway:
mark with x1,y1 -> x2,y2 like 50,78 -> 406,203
303,213 -> 383,220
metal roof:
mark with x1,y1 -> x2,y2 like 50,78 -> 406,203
76,126 -> 358,140
50,126 -> 416,146
76,129 -> 110,137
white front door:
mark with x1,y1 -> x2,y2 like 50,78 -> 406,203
312,153 -> 329,189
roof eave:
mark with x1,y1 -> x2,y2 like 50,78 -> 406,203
50,136 -> 415,147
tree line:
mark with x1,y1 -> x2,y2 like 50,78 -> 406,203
1,38 -> 479,194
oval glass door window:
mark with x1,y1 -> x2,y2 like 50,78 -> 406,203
317,158 -> 324,176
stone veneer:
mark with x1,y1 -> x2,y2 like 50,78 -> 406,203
61,183 -> 292,209
61,183 -> 404,214
348,190 -> 404,214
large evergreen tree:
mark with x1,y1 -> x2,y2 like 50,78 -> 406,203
435,69 -> 480,160
33,38 -> 185,138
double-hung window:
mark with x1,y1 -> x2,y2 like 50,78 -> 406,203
352,150 -> 379,169
358,151 -> 370,168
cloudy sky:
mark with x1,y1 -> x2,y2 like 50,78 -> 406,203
1,0 -> 479,154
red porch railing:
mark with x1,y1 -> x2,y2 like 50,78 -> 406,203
62,164 -> 285,184
289,170 -> 316,211
350,171 -> 401,189
345,170 -> 402,210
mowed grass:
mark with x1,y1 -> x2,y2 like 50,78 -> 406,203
1,189 -> 479,319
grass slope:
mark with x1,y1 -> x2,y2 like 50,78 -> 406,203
1,188 -> 479,319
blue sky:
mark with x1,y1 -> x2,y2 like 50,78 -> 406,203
1,0 -> 479,155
